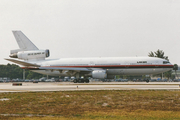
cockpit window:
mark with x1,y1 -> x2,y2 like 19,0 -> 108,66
163,61 -> 170,64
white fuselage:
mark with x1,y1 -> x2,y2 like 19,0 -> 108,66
30,57 -> 173,77
7,31 -> 174,79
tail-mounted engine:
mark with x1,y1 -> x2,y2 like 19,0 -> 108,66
10,49 -> 50,60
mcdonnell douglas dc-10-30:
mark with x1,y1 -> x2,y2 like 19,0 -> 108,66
5,31 -> 173,83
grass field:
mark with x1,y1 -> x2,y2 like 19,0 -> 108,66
0,90 -> 180,120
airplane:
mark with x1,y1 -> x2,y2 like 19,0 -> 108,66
5,31 -> 173,83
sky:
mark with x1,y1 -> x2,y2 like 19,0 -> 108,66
0,0 -> 180,65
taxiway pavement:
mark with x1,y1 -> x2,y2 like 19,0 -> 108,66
0,82 -> 180,92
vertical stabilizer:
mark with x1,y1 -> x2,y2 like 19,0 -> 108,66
12,31 -> 39,51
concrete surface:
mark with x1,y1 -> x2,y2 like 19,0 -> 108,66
0,82 -> 180,92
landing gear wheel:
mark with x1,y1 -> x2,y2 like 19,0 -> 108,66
79,79 -> 84,83
146,79 -> 149,83
74,79 -> 77,83
85,79 -> 89,83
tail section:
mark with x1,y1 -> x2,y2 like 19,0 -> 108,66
9,31 -> 50,62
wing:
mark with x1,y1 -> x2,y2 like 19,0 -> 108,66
38,67 -> 92,76
5,58 -> 92,72
39,67 -> 92,72
5,58 -> 40,67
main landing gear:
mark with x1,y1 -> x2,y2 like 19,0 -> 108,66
73,79 -> 89,83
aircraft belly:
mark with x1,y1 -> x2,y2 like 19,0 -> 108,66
107,68 -> 172,75
31,68 -> 173,77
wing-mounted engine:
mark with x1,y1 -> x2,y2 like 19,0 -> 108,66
9,49 -> 50,61
92,70 -> 107,79
92,70 -> 115,79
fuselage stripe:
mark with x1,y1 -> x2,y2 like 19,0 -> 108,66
42,65 -> 173,68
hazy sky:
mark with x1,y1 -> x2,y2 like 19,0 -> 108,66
1,0 -> 180,65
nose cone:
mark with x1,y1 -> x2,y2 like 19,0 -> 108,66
162,62 -> 174,73
169,62 -> 174,68
167,63 -> 174,69
167,64 -> 174,72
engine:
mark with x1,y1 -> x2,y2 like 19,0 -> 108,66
92,70 -> 107,79
9,49 -> 50,60
92,70 -> 115,79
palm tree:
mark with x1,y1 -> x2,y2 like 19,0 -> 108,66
148,51 -> 155,57
173,64 -> 179,79
148,49 -> 169,61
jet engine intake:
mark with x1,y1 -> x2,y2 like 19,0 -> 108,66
45,49 -> 50,57
92,70 -> 107,79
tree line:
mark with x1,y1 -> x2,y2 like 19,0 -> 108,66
0,64 -> 44,79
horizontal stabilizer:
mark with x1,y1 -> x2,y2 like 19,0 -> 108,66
5,58 -> 40,67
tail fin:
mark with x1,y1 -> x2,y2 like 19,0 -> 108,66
12,31 -> 39,51
9,31 -> 50,61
